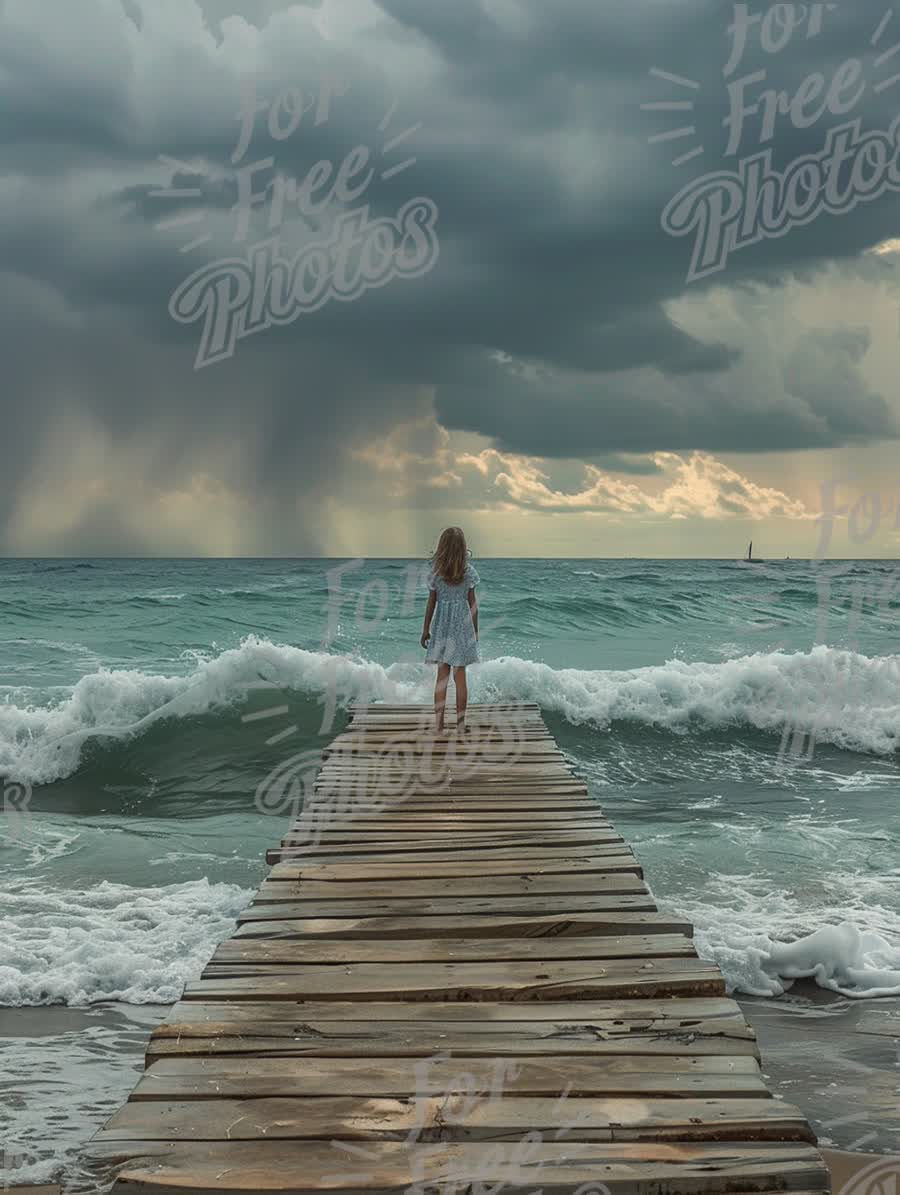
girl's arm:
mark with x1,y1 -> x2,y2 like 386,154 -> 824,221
468,587 -> 478,638
421,591 -> 437,648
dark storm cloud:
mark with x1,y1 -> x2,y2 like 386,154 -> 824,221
430,323 -> 891,458
0,0 -> 897,551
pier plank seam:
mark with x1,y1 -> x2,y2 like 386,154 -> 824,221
88,703 -> 830,1194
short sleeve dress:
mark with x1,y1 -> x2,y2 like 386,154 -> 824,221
425,562 -> 480,666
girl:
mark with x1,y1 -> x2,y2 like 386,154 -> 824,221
420,527 -> 479,733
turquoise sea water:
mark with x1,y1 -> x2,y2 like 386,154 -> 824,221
1,557 -> 899,1182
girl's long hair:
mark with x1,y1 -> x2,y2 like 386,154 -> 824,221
431,526 -> 469,585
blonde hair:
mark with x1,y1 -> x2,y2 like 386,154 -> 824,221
431,526 -> 469,585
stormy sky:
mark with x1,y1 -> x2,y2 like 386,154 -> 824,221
1,0 -> 899,557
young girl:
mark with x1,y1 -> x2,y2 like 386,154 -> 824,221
420,527 -> 479,733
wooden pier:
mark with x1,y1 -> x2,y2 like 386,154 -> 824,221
89,703 -> 829,1193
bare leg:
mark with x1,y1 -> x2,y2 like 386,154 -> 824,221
433,663 -> 451,733
453,666 -> 468,732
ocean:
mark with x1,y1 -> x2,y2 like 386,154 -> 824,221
1,556 -> 899,1185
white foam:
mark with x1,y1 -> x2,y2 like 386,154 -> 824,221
669,881 -> 900,999
1,638 -> 898,785
477,647 -> 900,755
760,924 -> 900,997
0,876 -> 251,1005
0,636 -> 424,785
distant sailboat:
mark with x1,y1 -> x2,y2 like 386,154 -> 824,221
745,540 -> 765,563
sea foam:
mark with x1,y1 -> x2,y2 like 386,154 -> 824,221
0,876 -> 251,1006
670,882 -> 900,999
1,637 -> 898,785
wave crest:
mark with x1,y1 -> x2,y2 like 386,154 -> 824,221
1,638 -> 898,785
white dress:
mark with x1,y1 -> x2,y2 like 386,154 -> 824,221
425,563 -> 480,666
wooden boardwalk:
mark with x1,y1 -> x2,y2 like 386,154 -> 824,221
89,703 -> 830,1193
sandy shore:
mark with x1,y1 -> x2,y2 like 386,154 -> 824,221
739,986 -> 900,1154
0,1003 -> 168,1190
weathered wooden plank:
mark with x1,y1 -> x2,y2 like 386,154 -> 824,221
320,772 -> 585,781
339,718 -> 549,727
282,828 -> 614,842
144,1035 -> 757,1062
267,844 -> 630,864
324,754 -> 565,768
326,748 -> 565,757
266,845 -> 626,864
317,775 -> 580,789
181,957 -> 726,1002
270,839 -> 623,858
318,769 -> 577,780
273,842 -> 633,862
146,1023 -> 758,1063
344,717 -> 549,725
288,816 -> 611,829
310,786 -> 592,798
100,1095 -> 815,1143
275,836 -> 620,851
211,934 -> 695,965
339,727 -> 553,733
329,736 -> 558,748
313,784 -> 591,793
304,800 -> 598,811
132,1053 -> 766,1099
238,894 -> 661,921
276,840 -> 626,858
232,911 -> 693,939
326,740 -> 562,754
148,1010 -> 753,1043
301,804 -> 598,816
308,796 -> 593,805
340,725 -> 550,733
145,1034 -> 759,1063
262,846 -> 626,865
254,874 -> 649,901
280,834 -> 623,851
336,788 -> 591,797
338,729 -> 554,736
350,713 -> 543,719
284,830 -> 614,846
333,761 -> 571,768
339,714 -> 549,724
293,810 -> 609,822
267,855 -> 642,882
89,1140 -> 829,1194
158,996 -> 743,1024
331,725 -> 554,735
323,738 -> 562,747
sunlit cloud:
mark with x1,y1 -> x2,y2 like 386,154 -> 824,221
353,416 -> 814,523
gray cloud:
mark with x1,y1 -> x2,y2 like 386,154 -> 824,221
0,0 -> 897,552
432,322 -> 894,458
